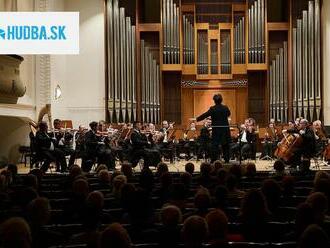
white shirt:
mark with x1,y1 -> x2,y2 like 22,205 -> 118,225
241,131 -> 247,143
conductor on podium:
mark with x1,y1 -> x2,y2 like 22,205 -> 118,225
196,94 -> 231,163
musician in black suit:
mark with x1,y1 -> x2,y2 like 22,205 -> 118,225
197,118 -> 212,159
196,94 -> 231,163
83,121 -> 115,171
35,121 -> 67,172
285,118 -> 316,165
130,121 -> 161,168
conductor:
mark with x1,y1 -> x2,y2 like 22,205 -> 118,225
196,94 -> 231,163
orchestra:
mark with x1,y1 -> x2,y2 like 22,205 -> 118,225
29,114 -> 329,172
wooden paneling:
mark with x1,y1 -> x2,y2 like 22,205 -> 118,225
163,72 -> 182,123
181,87 -> 194,125
139,23 -> 161,32
193,89 -> 239,124
267,22 -> 289,31
236,87 -> 248,124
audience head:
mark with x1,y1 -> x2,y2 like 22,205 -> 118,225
95,164 -> 108,174
313,171 -> 329,186
213,160 -> 223,172
24,174 -> 38,190
261,179 -> 282,211
295,203 -> 315,236
306,192 -> 328,223
200,162 -> 212,177
229,164 -> 242,179
185,162 -> 195,175
72,178 -> 89,199
86,191 -> 104,211
240,189 -> 269,221
120,183 -> 136,210
194,187 -> 211,211
217,168 -> 228,185
99,223 -> 131,248
156,162 -> 169,177
161,204 -> 182,227
299,224 -> 330,248
282,175 -> 296,196
205,209 -> 228,241
182,215 -> 208,247
273,159 -> 285,173
69,164 -> 82,179
27,197 -> 50,227
6,164 -> 18,178
245,162 -> 257,177
0,217 -> 31,248
121,162 -> 133,179
112,175 -> 127,196
98,169 -> 111,185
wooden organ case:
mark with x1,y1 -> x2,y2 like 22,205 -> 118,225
104,0 -> 323,126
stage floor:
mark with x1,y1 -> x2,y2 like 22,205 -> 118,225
14,156 -> 330,174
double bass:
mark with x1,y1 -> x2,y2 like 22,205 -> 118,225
274,133 -> 303,162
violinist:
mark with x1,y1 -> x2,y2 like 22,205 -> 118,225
83,121 -> 115,171
182,121 -> 198,160
35,121 -> 67,173
261,122 -> 279,159
312,120 -> 328,156
51,119 -> 76,167
158,120 -> 175,163
197,118 -> 212,159
130,121 -> 161,168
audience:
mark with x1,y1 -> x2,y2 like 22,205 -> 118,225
0,159 -> 329,248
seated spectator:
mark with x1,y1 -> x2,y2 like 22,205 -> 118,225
282,175 -> 296,198
306,192 -> 329,223
198,162 -> 215,189
229,164 -> 242,180
298,224 -> 330,248
98,169 -> 112,189
27,197 -> 63,248
273,159 -> 286,179
0,217 -> 31,248
214,185 -> 228,210
169,183 -> 188,210
245,162 -> 257,178
185,162 -> 195,175
216,168 -> 228,186
313,171 -> 330,187
121,162 -> 134,182
156,162 -> 169,177
99,223 -> 132,248
139,167 -> 154,192
180,172 -> 192,190
187,187 -> 211,218
261,179 -> 282,215
112,175 -> 127,199
156,172 -> 173,204
212,160 -> 223,174
158,204 -> 182,247
95,164 -> 108,174
226,174 -> 245,199
182,215 -> 208,248
239,189 -> 270,241
313,177 -> 330,203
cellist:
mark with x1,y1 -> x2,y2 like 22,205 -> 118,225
283,119 -> 316,166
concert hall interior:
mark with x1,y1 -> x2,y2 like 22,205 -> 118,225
1,0 -> 330,247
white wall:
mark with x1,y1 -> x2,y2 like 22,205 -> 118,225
323,0 -> 330,126
50,0 -> 106,127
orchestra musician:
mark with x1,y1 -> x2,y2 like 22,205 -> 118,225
230,119 -> 257,161
35,121 -> 67,173
51,119 -> 76,167
196,94 -> 231,163
130,121 -> 161,168
261,122 -> 279,159
312,120 -> 328,156
158,120 -> 175,163
83,121 -> 115,171
197,118 -> 212,159
182,121 -> 198,160
283,118 -> 316,166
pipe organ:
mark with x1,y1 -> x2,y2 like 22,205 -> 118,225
106,0 -> 136,123
104,0 -> 323,125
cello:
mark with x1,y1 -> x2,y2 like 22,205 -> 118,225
274,132 -> 303,163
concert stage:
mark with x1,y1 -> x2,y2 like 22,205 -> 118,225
15,156 -> 330,174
